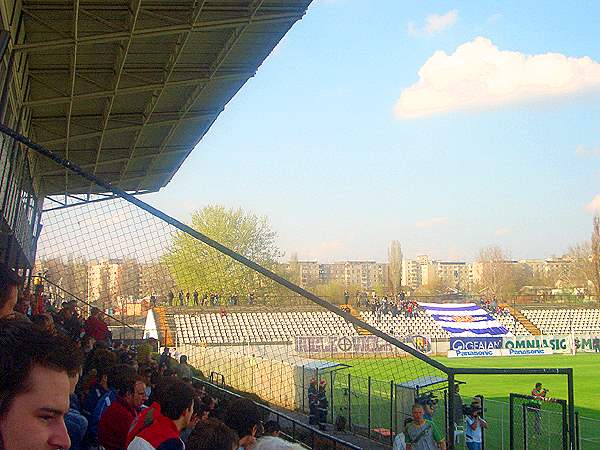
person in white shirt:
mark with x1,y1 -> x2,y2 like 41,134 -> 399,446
465,402 -> 487,450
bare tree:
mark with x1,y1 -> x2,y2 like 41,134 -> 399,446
475,246 -> 526,300
565,216 -> 600,300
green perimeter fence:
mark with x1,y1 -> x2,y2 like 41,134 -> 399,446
304,369 -> 591,450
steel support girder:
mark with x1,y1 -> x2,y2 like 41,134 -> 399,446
135,0 -> 267,190
23,72 -> 254,107
14,12 -> 302,52
91,0 -> 143,186
118,0 -> 208,186
38,111 -> 221,146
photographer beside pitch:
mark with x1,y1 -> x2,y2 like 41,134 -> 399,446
464,399 -> 487,450
530,382 -> 549,434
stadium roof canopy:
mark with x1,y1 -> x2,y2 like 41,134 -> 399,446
16,0 -> 311,199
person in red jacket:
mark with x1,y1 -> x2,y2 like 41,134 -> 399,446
98,366 -> 147,450
85,307 -> 110,342
127,378 -> 195,450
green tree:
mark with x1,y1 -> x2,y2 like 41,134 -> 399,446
162,205 -> 283,295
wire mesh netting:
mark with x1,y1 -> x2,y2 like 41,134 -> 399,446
28,131 -> 451,447
5,123 -> 583,449
510,394 -> 567,450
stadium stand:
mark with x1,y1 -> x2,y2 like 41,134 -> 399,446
169,307 -> 539,345
175,311 -> 359,344
359,311 -> 449,339
522,308 -> 600,335
493,311 -> 531,336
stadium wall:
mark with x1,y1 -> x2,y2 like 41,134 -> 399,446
181,344 -> 312,411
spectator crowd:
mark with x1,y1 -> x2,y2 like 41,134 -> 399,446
0,263 -> 307,450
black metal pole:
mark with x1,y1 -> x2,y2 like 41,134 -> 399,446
567,369 -> 576,450
509,394 -> 515,450
444,389 -> 449,446
330,371 -> 334,424
367,376 -> 371,439
562,400 -> 569,450
481,395 -> 486,450
390,380 -> 394,447
347,373 -> 352,432
302,366 -> 305,412
522,404 -> 528,450
575,411 -> 580,450
447,371 -> 455,449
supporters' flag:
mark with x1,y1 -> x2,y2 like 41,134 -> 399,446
418,302 -> 510,337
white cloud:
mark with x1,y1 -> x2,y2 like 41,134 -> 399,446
394,37 -> 600,119
425,10 -> 458,36
586,194 -> 600,212
495,227 -> 511,236
415,216 -> 448,229
576,145 -> 600,157
407,10 -> 458,37
486,13 -> 503,24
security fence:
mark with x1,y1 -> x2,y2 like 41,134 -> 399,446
1,122 -> 580,450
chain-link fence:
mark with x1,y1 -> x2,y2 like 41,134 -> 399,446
2,122 -> 583,450
510,394 -> 568,450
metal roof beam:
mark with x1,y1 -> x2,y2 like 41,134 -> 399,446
90,0 -> 143,194
39,111 -> 220,146
15,12 -> 302,52
136,0 -> 266,191
24,72 -> 253,106
64,0 -> 79,205
79,7 -> 126,31
118,0 -> 208,186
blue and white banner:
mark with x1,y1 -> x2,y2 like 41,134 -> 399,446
419,302 -> 510,337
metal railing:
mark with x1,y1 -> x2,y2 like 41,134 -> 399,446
194,376 -> 361,450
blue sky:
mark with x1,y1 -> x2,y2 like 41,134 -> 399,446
148,0 -> 600,263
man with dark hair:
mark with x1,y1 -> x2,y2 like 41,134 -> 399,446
223,398 -> 262,450
88,363 -> 131,441
175,354 -> 192,380
0,319 -> 83,450
98,365 -> 147,450
263,420 -> 281,437
127,377 -> 195,449
0,263 -> 21,318
85,307 -> 109,342
187,418 -> 239,450
82,348 -> 117,417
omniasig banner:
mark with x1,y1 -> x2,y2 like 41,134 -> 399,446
502,335 -> 572,354
448,335 -> 573,357
575,335 -> 600,352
